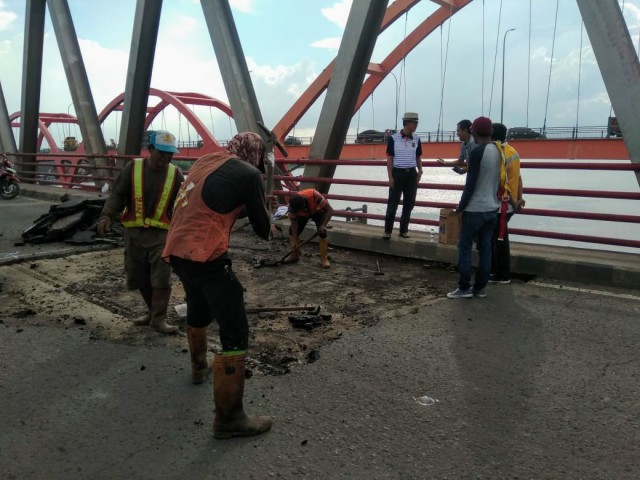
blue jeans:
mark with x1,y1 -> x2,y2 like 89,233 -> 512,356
457,211 -> 497,291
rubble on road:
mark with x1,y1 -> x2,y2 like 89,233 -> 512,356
21,197 -> 124,245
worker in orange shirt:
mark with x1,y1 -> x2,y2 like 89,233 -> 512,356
283,189 -> 333,268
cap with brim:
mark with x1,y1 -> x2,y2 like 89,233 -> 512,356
150,130 -> 179,153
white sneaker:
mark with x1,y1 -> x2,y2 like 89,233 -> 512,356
446,288 -> 473,299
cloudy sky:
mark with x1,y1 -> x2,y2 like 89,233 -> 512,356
1,0 -> 640,146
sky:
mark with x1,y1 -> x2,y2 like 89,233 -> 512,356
1,0 -> 640,147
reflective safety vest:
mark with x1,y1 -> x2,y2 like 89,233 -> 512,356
120,159 -> 178,229
162,152 -> 241,263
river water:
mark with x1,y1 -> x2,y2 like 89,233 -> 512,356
325,159 -> 640,255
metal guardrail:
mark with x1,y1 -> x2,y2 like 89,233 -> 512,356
6,152 -> 640,250
278,125 -> 621,145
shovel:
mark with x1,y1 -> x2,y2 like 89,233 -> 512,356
253,231 -> 319,268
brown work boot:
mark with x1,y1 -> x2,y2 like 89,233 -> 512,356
132,287 -> 152,326
319,237 -> 330,268
187,326 -> 212,385
213,354 -> 272,439
150,288 -> 178,334
282,237 -> 300,264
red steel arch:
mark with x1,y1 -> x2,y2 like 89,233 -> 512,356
273,0 -> 473,141
9,111 -> 86,185
98,88 -> 233,152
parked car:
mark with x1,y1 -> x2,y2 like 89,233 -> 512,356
355,129 -> 386,144
284,136 -> 302,146
507,127 -> 546,140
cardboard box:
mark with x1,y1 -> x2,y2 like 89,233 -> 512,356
439,208 -> 461,245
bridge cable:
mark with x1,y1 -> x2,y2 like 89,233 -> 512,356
437,2 -> 454,141
487,0 -> 503,118
208,106 -> 215,139
575,21 -> 584,133
609,0 -> 626,120
542,0 -> 560,136
401,11 -> 409,114
526,0 -> 532,127
371,93 -> 375,130
482,0 -> 485,114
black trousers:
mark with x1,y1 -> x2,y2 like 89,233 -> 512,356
491,212 -> 514,278
170,256 -> 248,351
384,168 -> 417,234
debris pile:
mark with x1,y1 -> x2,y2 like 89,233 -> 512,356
21,197 -> 124,245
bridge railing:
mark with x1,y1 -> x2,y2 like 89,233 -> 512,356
6,152 -> 640,252
269,125 -> 618,145
272,158 -> 640,251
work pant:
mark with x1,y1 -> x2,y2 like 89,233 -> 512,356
170,256 -> 248,351
124,228 -> 171,290
492,212 -> 514,278
290,211 -> 331,238
384,167 -> 417,234
457,211 -> 497,291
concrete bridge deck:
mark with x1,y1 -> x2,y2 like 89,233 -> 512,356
1,184 -> 639,479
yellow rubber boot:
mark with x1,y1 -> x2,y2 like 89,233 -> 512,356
187,326 -> 212,384
319,237 -> 330,268
132,287 -> 152,326
149,288 -> 178,334
213,354 -> 272,439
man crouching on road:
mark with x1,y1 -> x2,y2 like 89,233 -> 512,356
97,130 -> 184,334
283,189 -> 333,268
162,132 -> 275,439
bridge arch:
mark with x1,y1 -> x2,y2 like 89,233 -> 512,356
98,88 -> 234,151
273,0 -> 473,141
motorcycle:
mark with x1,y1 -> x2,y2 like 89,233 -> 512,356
0,154 -> 20,200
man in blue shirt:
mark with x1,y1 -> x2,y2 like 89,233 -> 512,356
383,112 -> 423,239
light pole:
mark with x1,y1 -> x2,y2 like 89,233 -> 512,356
501,28 -> 516,124
388,71 -> 399,131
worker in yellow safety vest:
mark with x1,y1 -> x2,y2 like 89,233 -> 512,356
97,130 -> 184,333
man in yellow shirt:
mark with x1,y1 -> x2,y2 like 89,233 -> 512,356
490,123 -> 525,284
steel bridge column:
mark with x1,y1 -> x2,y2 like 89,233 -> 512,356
302,0 -> 387,194
200,0 -> 264,134
19,0 -> 46,179
0,82 -> 19,163
48,0 -> 108,188
577,0 -> 640,186
118,0 -> 163,163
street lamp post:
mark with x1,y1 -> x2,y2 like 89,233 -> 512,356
388,71 -> 399,131
501,28 -> 516,124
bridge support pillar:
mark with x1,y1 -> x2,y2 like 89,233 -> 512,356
578,0 -> 640,186
0,82 -> 18,166
301,1 -> 387,194
201,1 -> 264,134
117,0 -> 163,167
48,0 -> 109,188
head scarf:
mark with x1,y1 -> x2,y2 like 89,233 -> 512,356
226,132 -> 266,172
